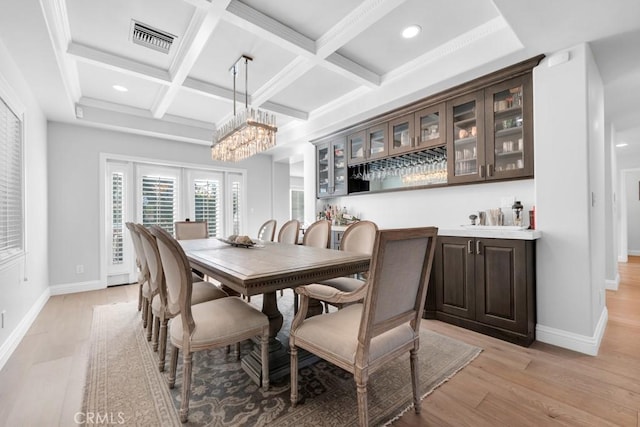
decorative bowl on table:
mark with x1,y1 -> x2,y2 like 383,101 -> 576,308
217,235 -> 263,248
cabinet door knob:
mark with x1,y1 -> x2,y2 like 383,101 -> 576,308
488,164 -> 494,177
479,165 -> 485,178
467,240 -> 473,254
476,240 -> 482,255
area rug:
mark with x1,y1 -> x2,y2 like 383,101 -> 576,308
82,298 -> 481,426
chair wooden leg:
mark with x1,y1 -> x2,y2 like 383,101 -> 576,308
355,370 -> 369,427
180,352 -> 193,423
236,342 -> 241,361
137,284 -> 143,311
152,316 -> 160,351
290,345 -> 298,406
293,292 -> 298,315
142,298 -> 148,328
410,347 -> 420,414
158,318 -> 168,372
168,346 -> 179,389
146,308 -> 153,341
261,328 -> 269,390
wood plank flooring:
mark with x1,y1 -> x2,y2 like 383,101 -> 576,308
0,259 -> 639,426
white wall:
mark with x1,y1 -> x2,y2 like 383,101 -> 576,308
320,179 -> 534,229
272,161 -> 291,230
623,170 -> 640,254
0,41 -> 49,369
533,44 -> 607,354
47,122 -> 283,288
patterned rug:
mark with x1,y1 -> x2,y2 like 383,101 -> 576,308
82,295 -> 481,426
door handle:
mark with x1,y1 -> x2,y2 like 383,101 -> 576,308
467,240 -> 473,254
488,164 -> 494,177
479,165 -> 485,178
476,240 -> 482,255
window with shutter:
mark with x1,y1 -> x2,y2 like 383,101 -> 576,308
228,173 -> 244,236
0,96 -> 23,262
194,178 -> 221,237
291,189 -> 304,222
111,171 -> 124,264
141,175 -> 177,235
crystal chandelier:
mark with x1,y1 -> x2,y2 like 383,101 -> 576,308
211,55 -> 277,162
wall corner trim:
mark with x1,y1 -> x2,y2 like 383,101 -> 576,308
50,280 -> 106,296
0,286 -> 50,372
535,307 -> 608,356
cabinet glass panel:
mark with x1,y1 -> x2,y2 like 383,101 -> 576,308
392,121 -> 411,151
453,101 -> 478,176
369,129 -> 385,156
493,84 -> 524,173
317,145 -> 330,196
348,132 -> 365,163
333,141 -> 347,194
419,112 -> 440,144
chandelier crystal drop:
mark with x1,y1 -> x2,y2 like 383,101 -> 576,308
211,55 -> 277,162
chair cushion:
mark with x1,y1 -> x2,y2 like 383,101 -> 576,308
317,277 -> 365,293
292,304 -> 415,365
191,281 -> 228,305
170,297 -> 268,348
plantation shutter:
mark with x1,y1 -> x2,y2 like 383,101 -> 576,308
0,97 -> 23,260
291,189 -> 304,222
141,175 -> 177,235
231,180 -> 241,236
194,179 -> 221,237
111,172 -> 124,264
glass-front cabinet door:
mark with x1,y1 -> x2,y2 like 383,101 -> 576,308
389,114 -> 414,155
367,123 -> 388,161
317,142 -> 331,197
332,139 -> 347,196
347,131 -> 366,165
415,102 -> 445,150
316,138 -> 347,198
485,74 -> 533,180
446,90 -> 485,184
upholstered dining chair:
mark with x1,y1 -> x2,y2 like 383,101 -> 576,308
277,219 -> 300,245
174,220 -> 208,240
151,225 -> 270,423
257,219 -> 277,241
292,219 -> 331,310
290,227 -> 438,427
302,219 -> 331,248
136,223 -> 228,371
126,222 -> 151,328
318,220 -> 378,312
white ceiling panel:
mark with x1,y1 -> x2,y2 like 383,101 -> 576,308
188,19 -> 297,93
77,62 -> 162,110
338,0 -> 500,75
67,0 -> 195,69
269,66 -> 361,113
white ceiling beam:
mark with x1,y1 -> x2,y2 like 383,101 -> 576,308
67,42 -> 172,84
40,0 -> 82,105
151,2 -> 231,118
182,77 -> 237,101
261,101 -> 308,121
250,56 -> 315,107
315,0 -> 407,58
324,53 -> 381,86
223,0 -> 315,56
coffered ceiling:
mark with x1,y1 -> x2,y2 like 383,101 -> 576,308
1,0 -> 639,161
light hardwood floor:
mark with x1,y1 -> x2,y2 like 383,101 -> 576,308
1,260 -> 639,426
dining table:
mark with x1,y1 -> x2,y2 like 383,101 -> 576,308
179,237 -> 371,384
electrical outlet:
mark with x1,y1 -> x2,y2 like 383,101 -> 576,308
76,264 -> 84,274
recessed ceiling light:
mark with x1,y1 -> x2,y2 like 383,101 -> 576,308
616,143 -> 628,148
402,25 -> 421,39
112,85 -> 128,92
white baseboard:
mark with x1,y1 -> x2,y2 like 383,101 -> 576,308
606,273 -> 620,291
628,250 -> 640,256
0,287 -> 50,372
49,280 -> 106,296
618,254 -> 628,262
536,307 -> 608,356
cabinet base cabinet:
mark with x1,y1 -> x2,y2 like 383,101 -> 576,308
425,236 -> 536,347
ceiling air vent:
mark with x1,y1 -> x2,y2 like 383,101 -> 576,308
130,20 -> 176,54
